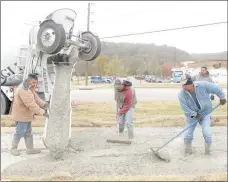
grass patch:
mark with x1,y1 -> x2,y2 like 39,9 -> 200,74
1,101 -> 227,127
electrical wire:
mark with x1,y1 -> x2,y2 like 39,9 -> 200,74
94,7 -> 155,23
93,2 -> 179,23
100,21 -> 227,40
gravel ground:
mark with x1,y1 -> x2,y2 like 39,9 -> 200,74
1,127 -> 227,179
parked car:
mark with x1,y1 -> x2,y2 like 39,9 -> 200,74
135,75 -> 145,80
150,75 -> 157,83
145,76 -> 151,82
155,77 -> 163,83
91,76 -> 112,84
145,75 -> 157,83
144,75 -> 151,81
155,76 -> 171,83
105,76 -> 114,81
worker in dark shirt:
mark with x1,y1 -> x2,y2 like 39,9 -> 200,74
114,78 -> 135,139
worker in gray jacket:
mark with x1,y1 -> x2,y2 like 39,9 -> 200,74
191,67 -> 215,100
178,79 -> 226,156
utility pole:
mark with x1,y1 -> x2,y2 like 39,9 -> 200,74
143,57 -> 148,74
146,59 -> 149,74
85,3 -> 91,86
174,47 -> 177,68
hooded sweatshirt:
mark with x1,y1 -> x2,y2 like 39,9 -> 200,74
118,87 -> 133,115
115,87 -> 137,109
192,71 -> 213,83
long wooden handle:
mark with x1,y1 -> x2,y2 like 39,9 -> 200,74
154,103 -> 221,152
106,139 -> 131,144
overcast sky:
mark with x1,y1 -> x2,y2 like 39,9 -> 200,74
1,1 -> 227,68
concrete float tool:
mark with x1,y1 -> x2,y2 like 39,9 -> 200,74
106,115 -> 132,144
106,139 -> 131,144
150,103 -> 221,162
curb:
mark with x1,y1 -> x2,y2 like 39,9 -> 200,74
75,86 -> 227,90
78,86 -> 94,90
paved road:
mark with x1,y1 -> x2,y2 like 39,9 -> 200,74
71,88 -> 227,102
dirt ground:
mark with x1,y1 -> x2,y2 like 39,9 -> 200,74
1,126 -> 227,181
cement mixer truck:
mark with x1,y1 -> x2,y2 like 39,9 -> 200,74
1,8 -> 101,159
1,46 -> 36,115
1,64 -> 17,115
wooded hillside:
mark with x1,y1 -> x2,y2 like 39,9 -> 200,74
74,42 -> 227,76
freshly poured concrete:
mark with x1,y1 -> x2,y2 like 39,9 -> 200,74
1,127 -> 227,179
44,65 -> 72,159
44,47 -> 78,159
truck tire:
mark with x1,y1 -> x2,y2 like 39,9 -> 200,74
1,92 -> 11,115
37,20 -> 66,54
78,32 -> 101,61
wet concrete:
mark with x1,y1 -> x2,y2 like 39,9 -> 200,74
1,127 -> 227,179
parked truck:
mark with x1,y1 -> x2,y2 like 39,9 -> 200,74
170,68 -> 184,83
1,48 -> 29,114
1,46 -> 49,114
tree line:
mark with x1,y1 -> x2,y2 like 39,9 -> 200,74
73,41 -> 227,76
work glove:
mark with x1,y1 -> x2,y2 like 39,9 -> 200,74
118,111 -> 124,117
196,112 -> 203,121
210,95 -> 215,101
43,109 -> 49,118
220,98 -> 226,105
43,102 -> 50,109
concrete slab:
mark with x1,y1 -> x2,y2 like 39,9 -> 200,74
1,127 -> 227,180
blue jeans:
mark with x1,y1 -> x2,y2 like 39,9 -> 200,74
14,122 -> 32,138
184,115 -> 212,144
118,107 -> 134,128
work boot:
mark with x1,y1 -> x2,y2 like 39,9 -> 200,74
10,136 -> 21,156
127,127 -> 134,139
184,141 -> 192,156
119,124 -> 125,134
205,143 -> 212,155
24,135 -> 41,155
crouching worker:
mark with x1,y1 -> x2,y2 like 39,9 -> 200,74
11,73 -> 49,156
114,78 -> 137,139
178,79 -> 226,156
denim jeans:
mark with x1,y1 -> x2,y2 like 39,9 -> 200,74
14,121 -> 32,138
184,115 -> 212,144
117,107 -> 134,129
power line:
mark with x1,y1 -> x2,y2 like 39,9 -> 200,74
94,7 -> 154,23
100,21 -> 227,40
